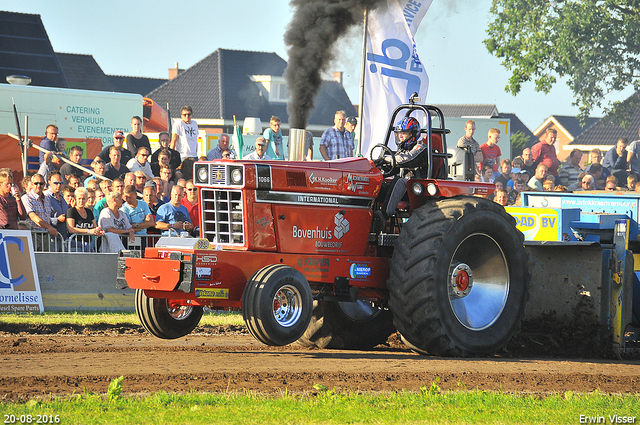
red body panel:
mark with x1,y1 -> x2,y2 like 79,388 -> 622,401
273,204 -> 372,255
126,248 -> 390,308
126,153 -> 491,307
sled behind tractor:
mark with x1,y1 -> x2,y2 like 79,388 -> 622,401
119,102 -> 531,357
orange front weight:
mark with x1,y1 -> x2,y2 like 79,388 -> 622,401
125,258 -> 182,291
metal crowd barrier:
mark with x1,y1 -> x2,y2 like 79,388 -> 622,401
30,231 -> 66,252
31,232 -> 161,254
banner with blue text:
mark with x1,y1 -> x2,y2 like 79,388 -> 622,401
361,0 -> 432,155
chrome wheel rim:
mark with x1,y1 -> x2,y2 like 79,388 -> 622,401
167,302 -> 194,321
272,284 -> 303,327
448,233 -> 509,330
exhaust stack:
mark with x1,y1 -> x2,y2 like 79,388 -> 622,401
288,128 -> 306,161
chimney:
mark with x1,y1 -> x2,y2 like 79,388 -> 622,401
168,62 -> 183,80
333,71 -> 343,85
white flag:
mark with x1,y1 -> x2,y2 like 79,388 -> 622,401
360,0 -> 432,155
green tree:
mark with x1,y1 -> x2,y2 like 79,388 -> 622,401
510,131 -> 531,157
484,0 -> 640,124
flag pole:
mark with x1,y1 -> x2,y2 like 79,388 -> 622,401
356,7 -> 368,157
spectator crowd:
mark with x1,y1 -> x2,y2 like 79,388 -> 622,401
456,120 -> 640,207
0,111 -> 202,252
5,108 -> 640,251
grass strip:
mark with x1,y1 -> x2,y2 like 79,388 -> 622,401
0,386 -> 638,425
0,311 -> 244,327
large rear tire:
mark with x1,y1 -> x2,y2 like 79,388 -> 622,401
298,300 -> 396,349
388,196 -> 529,357
135,289 -> 203,339
242,265 -> 313,346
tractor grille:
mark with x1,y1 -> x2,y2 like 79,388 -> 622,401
201,188 -> 244,245
208,165 -> 226,185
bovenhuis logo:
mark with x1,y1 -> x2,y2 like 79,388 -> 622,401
291,213 -> 351,241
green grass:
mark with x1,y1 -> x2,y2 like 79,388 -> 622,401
0,381 -> 638,425
0,311 -> 245,327
2,315 -> 638,423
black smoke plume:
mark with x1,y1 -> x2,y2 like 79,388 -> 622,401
284,0 -> 383,129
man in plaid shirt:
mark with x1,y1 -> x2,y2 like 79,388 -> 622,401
320,110 -> 354,160
22,173 -> 58,251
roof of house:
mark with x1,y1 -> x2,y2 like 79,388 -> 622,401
1,10 -> 167,96
56,52 -> 167,96
570,92 -> 640,147
432,104 -> 500,119
0,11 -> 68,88
107,75 -> 167,97
431,105 -> 533,142
533,115 -> 600,141
146,48 -> 356,126
55,52 -> 114,92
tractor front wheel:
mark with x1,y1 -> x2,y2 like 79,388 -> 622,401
135,289 -> 203,339
242,265 -> 313,346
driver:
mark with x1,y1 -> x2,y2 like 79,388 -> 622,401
372,116 -> 429,232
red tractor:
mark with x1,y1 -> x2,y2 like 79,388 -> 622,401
119,102 -> 529,356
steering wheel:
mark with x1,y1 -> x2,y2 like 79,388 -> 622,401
370,144 -> 397,177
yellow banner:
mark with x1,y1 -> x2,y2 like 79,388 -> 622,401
506,207 -> 560,241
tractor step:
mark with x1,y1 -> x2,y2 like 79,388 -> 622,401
376,233 -> 399,246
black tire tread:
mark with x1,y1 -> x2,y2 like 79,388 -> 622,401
135,289 -> 203,339
387,196 -> 529,357
242,264 -> 313,346
297,301 -> 396,350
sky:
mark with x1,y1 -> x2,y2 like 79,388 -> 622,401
3,0 -> 630,132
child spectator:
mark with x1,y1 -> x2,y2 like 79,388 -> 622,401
263,116 -> 284,158
493,189 -> 508,206
62,185 -> 75,208
481,165 -> 494,183
494,159 -> 512,191
543,177 -> 555,191
126,115 -> 151,157
508,178 -> 527,205
158,165 -> 175,199
511,156 -> 524,170
480,128 -> 501,174
506,167 -> 521,191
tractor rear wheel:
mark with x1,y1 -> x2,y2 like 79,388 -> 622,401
297,300 -> 396,349
242,264 -> 313,346
135,289 -> 203,339
387,196 -> 529,357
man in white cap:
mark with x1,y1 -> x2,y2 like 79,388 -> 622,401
245,137 -> 272,160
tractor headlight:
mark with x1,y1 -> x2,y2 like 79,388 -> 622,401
230,167 -> 243,185
196,165 -> 208,184
411,183 -> 424,196
426,183 -> 438,196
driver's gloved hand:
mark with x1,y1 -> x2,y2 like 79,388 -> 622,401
383,156 -> 393,163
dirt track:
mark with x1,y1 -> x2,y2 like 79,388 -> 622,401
1,324 -> 640,401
